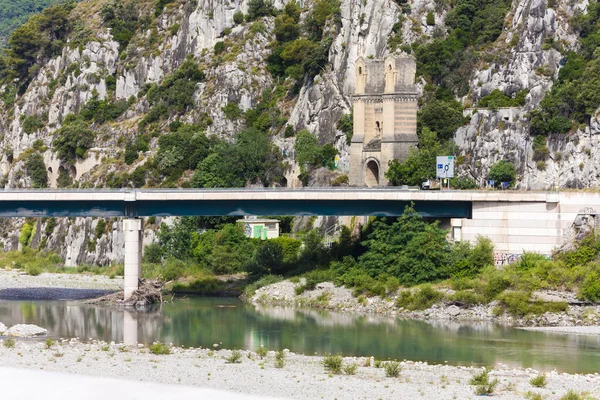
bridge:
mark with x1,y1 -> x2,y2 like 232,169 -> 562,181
0,188 -> 597,299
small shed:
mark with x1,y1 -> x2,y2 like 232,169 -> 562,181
237,218 -> 280,239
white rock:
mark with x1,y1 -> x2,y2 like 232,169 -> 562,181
5,324 -> 48,337
447,305 -> 461,317
0,322 -> 6,334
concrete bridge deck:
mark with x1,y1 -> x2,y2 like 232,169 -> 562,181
0,188 -> 559,218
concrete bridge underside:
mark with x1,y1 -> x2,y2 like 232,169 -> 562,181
0,189 -> 598,299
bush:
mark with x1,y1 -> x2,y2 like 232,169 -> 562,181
223,102 -> 242,120
343,363 -> 357,375
233,11 -> 244,24
488,160 -> 516,187
214,41 -> 225,55
530,375 -> 547,388
275,349 -> 285,368
580,274 -> 600,302
396,285 -> 445,310
426,11 -> 435,25
3,338 -> 15,348
143,243 -> 163,264
247,0 -> 273,21
149,342 -> 171,355
162,258 -> 185,281
52,119 -> 95,162
225,350 -> 242,363
19,222 -> 33,247
322,354 -> 343,374
450,290 -> 485,306
27,264 -> 42,276
26,153 -> 48,188
495,291 -> 568,317
384,361 -> 401,377
469,368 -> 499,395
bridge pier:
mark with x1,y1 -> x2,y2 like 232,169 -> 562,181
123,218 -> 142,299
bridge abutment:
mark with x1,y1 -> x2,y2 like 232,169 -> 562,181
123,218 -> 142,299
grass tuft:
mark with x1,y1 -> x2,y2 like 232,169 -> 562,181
3,338 -> 15,348
384,361 -> 401,377
530,374 -> 547,388
149,342 -> 171,355
275,350 -> 285,368
225,350 -> 242,364
322,354 -> 343,374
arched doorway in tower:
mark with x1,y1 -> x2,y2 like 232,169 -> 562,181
365,160 -> 379,187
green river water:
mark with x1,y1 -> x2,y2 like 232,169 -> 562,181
0,297 -> 598,374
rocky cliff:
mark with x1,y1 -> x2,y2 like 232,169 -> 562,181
0,0 -> 596,264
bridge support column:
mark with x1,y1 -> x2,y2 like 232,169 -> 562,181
123,218 -> 142,300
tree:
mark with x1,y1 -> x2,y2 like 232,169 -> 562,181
26,153 -> 48,188
359,204 -> 450,285
52,118 -> 95,162
246,0 -> 273,21
385,127 -> 450,186
488,160 -> 516,186
247,241 -> 284,276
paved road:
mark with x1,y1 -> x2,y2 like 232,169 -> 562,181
1,367 -> 281,400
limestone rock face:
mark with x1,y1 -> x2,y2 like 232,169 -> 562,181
0,0 -> 597,263
5,324 -> 48,337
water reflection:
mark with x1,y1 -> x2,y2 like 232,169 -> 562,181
0,297 -> 599,374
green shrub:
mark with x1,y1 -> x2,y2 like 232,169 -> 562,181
149,342 -> 171,355
143,243 -> 163,264
488,160 -> 516,187
343,363 -> 357,375
397,285 -> 445,310
483,273 -> 511,301
559,390 -> 588,400
469,368 -> 499,395
247,0 -> 273,21
495,291 -> 568,317
19,222 -> 33,247
3,338 -> 15,348
45,338 -> 55,349
22,115 -> 44,134
233,11 -> 244,24
26,153 -> 48,188
27,264 -> 42,276
223,102 -> 242,119
580,274 -> 600,302
225,350 -> 242,363
450,290 -> 484,306
426,11 -> 435,25
323,354 -> 343,374
275,349 -> 285,368
256,345 -> 267,359
95,219 -> 106,239
162,258 -> 185,281
384,361 -> 401,377
53,119 -> 95,162
214,41 -> 225,55
530,375 -> 547,388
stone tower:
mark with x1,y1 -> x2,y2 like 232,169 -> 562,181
349,56 -> 418,186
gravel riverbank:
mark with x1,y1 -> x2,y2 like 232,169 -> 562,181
251,279 -> 600,328
1,339 -> 599,400
0,270 -> 121,300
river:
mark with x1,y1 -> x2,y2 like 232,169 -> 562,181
0,297 -> 598,374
